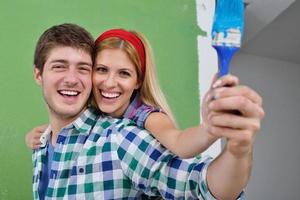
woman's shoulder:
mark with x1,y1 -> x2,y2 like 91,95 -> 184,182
123,92 -> 161,128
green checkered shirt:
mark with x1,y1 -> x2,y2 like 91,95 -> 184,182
32,107 -> 228,199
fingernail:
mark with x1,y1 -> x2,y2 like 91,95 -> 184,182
212,79 -> 222,88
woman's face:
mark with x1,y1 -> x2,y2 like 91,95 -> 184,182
93,48 -> 140,117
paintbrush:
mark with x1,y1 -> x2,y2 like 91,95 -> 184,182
212,0 -> 244,77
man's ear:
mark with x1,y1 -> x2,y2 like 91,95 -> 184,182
33,66 -> 42,85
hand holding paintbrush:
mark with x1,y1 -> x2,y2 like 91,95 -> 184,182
202,73 -> 264,199
200,3 -> 265,196
210,0 -> 245,115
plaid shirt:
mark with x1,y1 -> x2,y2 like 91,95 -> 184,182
32,107 -> 240,199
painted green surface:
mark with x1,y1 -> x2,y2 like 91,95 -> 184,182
0,0 -> 204,199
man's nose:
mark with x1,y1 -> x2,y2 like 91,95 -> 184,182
64,68 -> 79,86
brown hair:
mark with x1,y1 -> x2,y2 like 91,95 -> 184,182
34,23 -> 94,73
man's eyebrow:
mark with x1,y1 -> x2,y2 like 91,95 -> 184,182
78,61 -> 93,67
49,59 -> 92,67
49,59 -> 68,64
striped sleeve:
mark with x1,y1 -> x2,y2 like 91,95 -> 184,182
123,93 -> 160,128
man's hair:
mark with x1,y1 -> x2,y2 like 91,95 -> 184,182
34,23 -> 94,73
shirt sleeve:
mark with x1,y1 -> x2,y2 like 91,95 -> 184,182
116,125 -> 217,199
123,93 -> 160,129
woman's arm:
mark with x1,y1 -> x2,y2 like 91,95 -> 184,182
144,75 -> 239,158
145,113 -> 215,158
25,124 -> 48,149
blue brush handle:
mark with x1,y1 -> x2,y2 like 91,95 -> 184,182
213,45 -> 239,77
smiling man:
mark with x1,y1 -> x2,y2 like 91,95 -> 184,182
34,45 -> 93,143
32,23 -> 95,199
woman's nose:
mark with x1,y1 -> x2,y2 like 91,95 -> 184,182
103,73 -> 117,88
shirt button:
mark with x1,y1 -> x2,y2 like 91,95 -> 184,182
79,168 -> 84,173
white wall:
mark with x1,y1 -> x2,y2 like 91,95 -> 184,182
196,0 -> 222,158
231,52 -> 300,200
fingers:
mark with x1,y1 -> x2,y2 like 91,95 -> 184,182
207,125 -> 255,156
207,125 -> 253,142
212,85 -> 263,106
206,82 -> 265,120
32,141 -> 42,149
212,74 -> 239,89
206,112 -> 258,146
204,74 -> 240,104
210,74 -> 261,106
25,124 -> 48,150
209,95 -> 265,119
209,73 -> 219,89
25,135 -> 42,149
208,112 -> 261,131
203,74 -> 264,157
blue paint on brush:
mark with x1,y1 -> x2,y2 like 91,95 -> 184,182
212,0 -> 244,77
215,46 -> 239,77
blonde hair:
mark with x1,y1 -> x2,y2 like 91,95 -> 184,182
95,30 -> 177,126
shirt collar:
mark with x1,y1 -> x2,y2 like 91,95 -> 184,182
71,107 -> 98,134
39,107 -> 99,147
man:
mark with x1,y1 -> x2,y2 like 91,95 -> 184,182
32,23 -> 94,199
32,23 -> 264,199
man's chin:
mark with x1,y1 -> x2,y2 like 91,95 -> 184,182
48,104 -> 87,120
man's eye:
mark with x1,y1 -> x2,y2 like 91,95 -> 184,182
79,66 -> 91,73
53,65 -> 65,69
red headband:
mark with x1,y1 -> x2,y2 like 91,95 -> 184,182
95,29 -> 146,74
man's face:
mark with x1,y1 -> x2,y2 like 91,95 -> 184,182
34,46 -> 92,122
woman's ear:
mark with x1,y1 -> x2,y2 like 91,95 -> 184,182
135,80 -> 142,90
33,66 -> 42,86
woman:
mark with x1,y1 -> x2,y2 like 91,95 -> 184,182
26,28 -> 238,158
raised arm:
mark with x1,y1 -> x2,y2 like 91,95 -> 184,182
204,75 -> 265,199
144,75 -> 239,158
144,112 -> 215,158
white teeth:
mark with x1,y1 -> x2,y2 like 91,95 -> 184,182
60,90 -> 79,96
101,91 -> 120,98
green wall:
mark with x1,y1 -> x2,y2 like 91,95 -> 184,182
0,0 -> 204,199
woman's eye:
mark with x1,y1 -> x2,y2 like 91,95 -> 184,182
95,66 -> 107,73
120,71 -> 131,77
